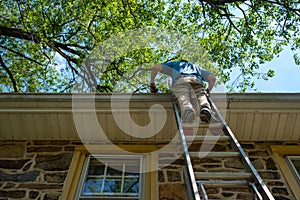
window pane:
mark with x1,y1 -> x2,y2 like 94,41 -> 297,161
291,158 -> 300,176
87,159 -> 105,176
124,177 -> 139,193
82,178 -> 103,195
80,155 -> 142,198
106,165 -> 123,176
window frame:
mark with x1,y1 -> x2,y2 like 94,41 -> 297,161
286,156 -> 300,187
271,145 -> 300,199
76,154 -> 145,199
62,145 -> 157,200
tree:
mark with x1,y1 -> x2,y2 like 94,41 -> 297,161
0,0 -> 299,92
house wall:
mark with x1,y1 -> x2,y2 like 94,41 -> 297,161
0,141 -> 298,200
158,141 -> 299,200
0,141 -> 74,200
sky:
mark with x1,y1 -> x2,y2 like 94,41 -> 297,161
250,48 -> 300,93
224,47 -> 300,93
226,4 -> 300,93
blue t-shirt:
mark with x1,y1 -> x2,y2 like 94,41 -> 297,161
161,61 -> 211,85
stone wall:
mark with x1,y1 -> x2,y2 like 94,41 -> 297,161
242,142 -> 295,200
158,155 -> 187,200
0,141 -> 298,200
158,141 -> 298,200
0,141 -> 74,200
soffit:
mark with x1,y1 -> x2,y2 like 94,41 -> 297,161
0,93 -> 299,142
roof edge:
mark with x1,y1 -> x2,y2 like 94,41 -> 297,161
1,93 -> 300,102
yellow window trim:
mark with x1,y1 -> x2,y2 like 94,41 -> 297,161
62,145 -> 158,200
271,145 -> 300,199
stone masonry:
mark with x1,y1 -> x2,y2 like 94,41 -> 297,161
0,141 -> 298,200
0,141 -> 74,200
158,141 -> 298,200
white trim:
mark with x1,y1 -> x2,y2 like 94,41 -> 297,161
76,154 -> 145,200
286,156 -> 300,186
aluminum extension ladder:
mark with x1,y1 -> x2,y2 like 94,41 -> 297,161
171,94 -> 275,200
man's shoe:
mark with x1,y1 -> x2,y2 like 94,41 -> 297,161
200,107 -> 212,123
182,108 -> 195,123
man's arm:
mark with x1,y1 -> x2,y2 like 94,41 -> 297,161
150,64 -> 163,93
151,64 -> 163,83
206,73 -> 216,92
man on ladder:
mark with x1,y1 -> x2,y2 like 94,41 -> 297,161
150,60 -> 216,124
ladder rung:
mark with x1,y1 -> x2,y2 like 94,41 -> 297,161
197,180 -> 249,188
195,172 -> 252,180
190,151 -> 240,158
182,122 -> 223,129
185,135 -> 230,142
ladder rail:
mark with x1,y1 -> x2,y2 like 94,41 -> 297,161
250,182 -> 263,200
199,182 -> 208,200
171,96 -> 201,200
207,95 -> 275,200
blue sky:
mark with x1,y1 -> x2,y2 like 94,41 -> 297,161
215,47 -> 300,93
223,47 -> 300,93
250,48 -> 300,93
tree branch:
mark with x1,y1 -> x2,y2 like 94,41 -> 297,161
0,45 -> 44,66
202,0 -> 247,6
264,0 -> 300,16
199,1 -> 207,19
0,26 -> 82,64
87,15 -> 99,43
220,7 -> 241,33
202,1 -> 242,33
0,26 -> 41,43
122,0 -> 139,25
53,41 -> 85,58
0,55 -> 18,92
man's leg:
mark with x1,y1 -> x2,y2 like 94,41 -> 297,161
197,89 -> 211,109
192,80 -> 212,123
172,78 -> 195,123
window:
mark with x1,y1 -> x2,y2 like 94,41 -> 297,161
76,155 -> 144,199
286,156 -> 300,186
61,145 -> 157,200
271,145 -> 300,199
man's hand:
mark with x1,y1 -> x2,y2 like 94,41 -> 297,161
150,83 -> 158,93
206,88 -> 210,96
150,65 -> 163,93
